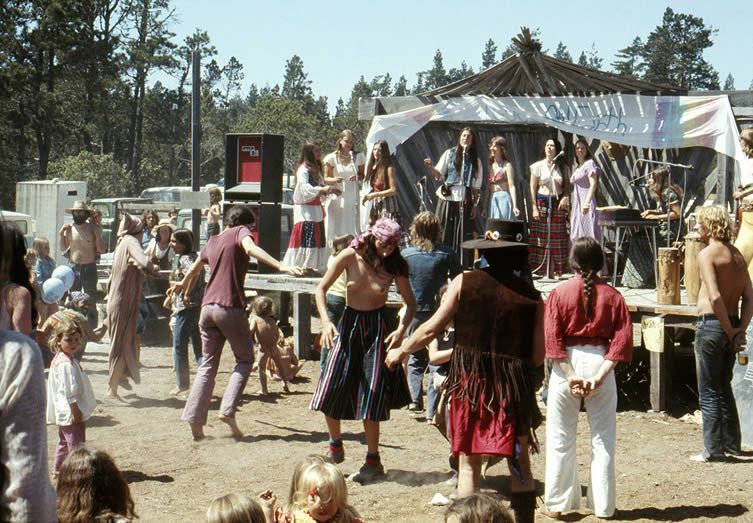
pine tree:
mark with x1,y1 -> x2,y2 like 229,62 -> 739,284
612,37 -> 644,78
723,73 -> 735,90
481,38 -> 498,69
553,42 -> 572,63
393,75 -> 410,96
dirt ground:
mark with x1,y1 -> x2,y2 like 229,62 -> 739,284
46,338 -> 753,523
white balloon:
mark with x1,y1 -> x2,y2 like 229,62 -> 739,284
52,265 -> 75,290
42,278 -> 67,304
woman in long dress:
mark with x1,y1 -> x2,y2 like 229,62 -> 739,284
570,139 -> 600,242
482,136 -> 519,225
323,129 -> 365,244
528,138 -> 570,278
282,143 -> 341,275
106,213 -> 157,399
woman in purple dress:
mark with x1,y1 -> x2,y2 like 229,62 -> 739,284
570,139 -> 600,242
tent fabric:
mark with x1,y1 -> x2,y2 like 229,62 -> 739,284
365,94 -> 745,167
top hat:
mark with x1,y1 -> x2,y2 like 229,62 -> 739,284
65,200 -> 94,215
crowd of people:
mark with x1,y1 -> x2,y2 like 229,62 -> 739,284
0,129 -> 751,522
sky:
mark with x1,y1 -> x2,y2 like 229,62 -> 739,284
155,0 -> 752,113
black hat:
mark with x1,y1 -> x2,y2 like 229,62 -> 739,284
462,219 -> 527,250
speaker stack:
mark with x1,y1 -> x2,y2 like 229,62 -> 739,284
224,133 -> 284,273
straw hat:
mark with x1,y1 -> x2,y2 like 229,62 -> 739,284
65,200 -> 94,215
152,218 -> 176,236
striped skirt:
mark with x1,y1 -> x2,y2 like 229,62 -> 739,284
529,194 -> 569,275
282,220 -> 327,273
310,306 -> 411,421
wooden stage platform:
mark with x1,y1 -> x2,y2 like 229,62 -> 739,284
245,272 -> 699,413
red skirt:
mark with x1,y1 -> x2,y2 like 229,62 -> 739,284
448,388 -> 516,457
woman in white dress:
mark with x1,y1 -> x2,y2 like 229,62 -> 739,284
323,129 -> 365,246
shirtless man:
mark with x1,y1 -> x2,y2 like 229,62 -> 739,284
59,201 -> 105,324
691,205 -> 753,462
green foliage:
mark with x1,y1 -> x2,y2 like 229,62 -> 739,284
612,37 -> 644,78
49,152 -> 131,199
723,73 -> 735,91
553,42 -> 572,63
578,44 -> 603,70
481,39 -> 498,69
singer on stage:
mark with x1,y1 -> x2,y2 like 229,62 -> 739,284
528,138 -> 570,279
323,129 -> 366,246
570,139 -> 601,243
362,140 -> 403,234
423,128 -> 483,259
482,136 -> 520,226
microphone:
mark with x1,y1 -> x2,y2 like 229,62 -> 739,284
552,151 -> 565,161
349,150 -> 354,160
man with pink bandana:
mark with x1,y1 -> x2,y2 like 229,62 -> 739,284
311,217 -> 416,484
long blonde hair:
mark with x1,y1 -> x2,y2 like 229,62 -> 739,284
205,493 -> 265,523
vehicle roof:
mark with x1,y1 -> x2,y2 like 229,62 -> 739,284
91,197 -> 151,203
0,210 -> 33,219
177,203 -> 293,215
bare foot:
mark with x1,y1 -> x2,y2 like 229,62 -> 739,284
189,422 -> 205,441
218,414 -> 244,439
254,389 -> 268,396
170,387 -> 189,396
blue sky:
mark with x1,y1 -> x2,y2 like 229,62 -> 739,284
158,0 -> 751,112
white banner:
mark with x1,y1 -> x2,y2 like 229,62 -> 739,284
365,94 -> 744,167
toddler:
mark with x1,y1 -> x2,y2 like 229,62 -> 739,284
283,462 -> 362,523
33,236 -> 57,324
46,321 -> 96,475
56,447 -> 137,522
205,493 -> 272,523
249,296 -> 290,394
265,336 -> 304,382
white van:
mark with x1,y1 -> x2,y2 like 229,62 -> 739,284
0,210 -> 36,247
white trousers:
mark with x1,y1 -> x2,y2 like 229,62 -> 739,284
544,345 -> 617,518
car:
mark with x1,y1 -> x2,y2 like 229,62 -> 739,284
90,197 -> 153,253
0,210 -> 36,247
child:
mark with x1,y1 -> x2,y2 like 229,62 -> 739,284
163,228 -> 205,395
265,336 -> 304,382
249,296 -> 290,394
56,447 -> 137,522
444,493 -> 513,523
205,493 -> 270,523
33,236 -> 57,324
46,321 -> 96,475
285,462 -> 362,523
428,284 -> 454,428
38,291 -> 107,363
321,234 -> 353,369
204,186 -> 223,237
286,455 -> 327,510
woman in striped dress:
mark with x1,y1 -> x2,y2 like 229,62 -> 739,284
311,217 -> 416,484
282,143 -> 341,275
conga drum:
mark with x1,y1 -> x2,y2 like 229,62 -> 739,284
657,247 -> 681,305
684,232 -> 703,305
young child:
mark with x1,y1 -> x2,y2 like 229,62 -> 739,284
265,336 -> 304,383
205,493 -> 270,523
444,493 -> 513,523
285,462 -> 363,523
249,296 -> 290,394
46,321 -> 96,475
56,447 -> 137,522
38,291 -> 107,363
321,234 -> 353,369
204,186 -> 223,237
33,236 -> 57,324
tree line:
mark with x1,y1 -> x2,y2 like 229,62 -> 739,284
0,3 -> 743,210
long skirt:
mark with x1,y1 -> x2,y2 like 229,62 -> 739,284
282,220 -> 327,273
310,306 -> 411,421
528,194 -> 569,275
436,196 -> 475,255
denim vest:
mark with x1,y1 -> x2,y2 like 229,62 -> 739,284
445,149 -> 473,187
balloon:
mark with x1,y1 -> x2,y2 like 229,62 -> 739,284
42,278 -> 67,304
52,265 -> 75,290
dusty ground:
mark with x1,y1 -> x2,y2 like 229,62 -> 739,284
46,339 -> 753,523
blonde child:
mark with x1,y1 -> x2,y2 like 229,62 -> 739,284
204,186 -> 223,237
249,296 -> 290,394
285,462 -> 362,523
265,336 -> 304,382
33,236 -> 57,324
56,447 -> 137,522
205,493 -> 271,523
46,321 -> 96,475
321,234 -> 353,369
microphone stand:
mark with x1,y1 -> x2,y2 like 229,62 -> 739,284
458,148 -> 467,267
350,150 -> 361,235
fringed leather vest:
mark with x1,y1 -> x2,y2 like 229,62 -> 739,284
447,269 -> 543,435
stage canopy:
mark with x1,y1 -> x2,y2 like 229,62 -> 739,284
365,94 -> 746,169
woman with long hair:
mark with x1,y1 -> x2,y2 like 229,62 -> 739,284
622,166 -> 684,288
311,217 -> 416,484
1,225 -> 37,334
323,129 -> 365,244
528,138 -> 570,278
542,237 -> 633,520
570,139 -> 601,242
282,143 -> 341,274
424,128 -> 484,258
483,136 -> 519,224
362,140 -> 402,233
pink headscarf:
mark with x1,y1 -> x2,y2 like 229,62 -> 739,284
350,217 -> 402,250
118,212 -> 144,238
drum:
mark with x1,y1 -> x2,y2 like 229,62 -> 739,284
684,232 -> 703,305
657,247 -> 681,305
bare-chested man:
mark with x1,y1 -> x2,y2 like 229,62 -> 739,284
691,205 -> 753,462
59,201 -> 105,323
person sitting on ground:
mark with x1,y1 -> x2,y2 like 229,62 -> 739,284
249,296 -> 291,395
444,493 -> 513,523
280,462 -> 363,523
56,447 -> 137,523
264,336 -> 304,383
691,205 -> 753,462
205,493 -> 272,523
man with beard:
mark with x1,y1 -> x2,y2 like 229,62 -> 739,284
59,201 -> 105,324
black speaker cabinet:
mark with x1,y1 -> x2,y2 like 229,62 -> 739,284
223,201 -> 282,274
225,133 -> 284,203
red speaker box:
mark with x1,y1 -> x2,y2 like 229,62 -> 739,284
225,133 -> 284,203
